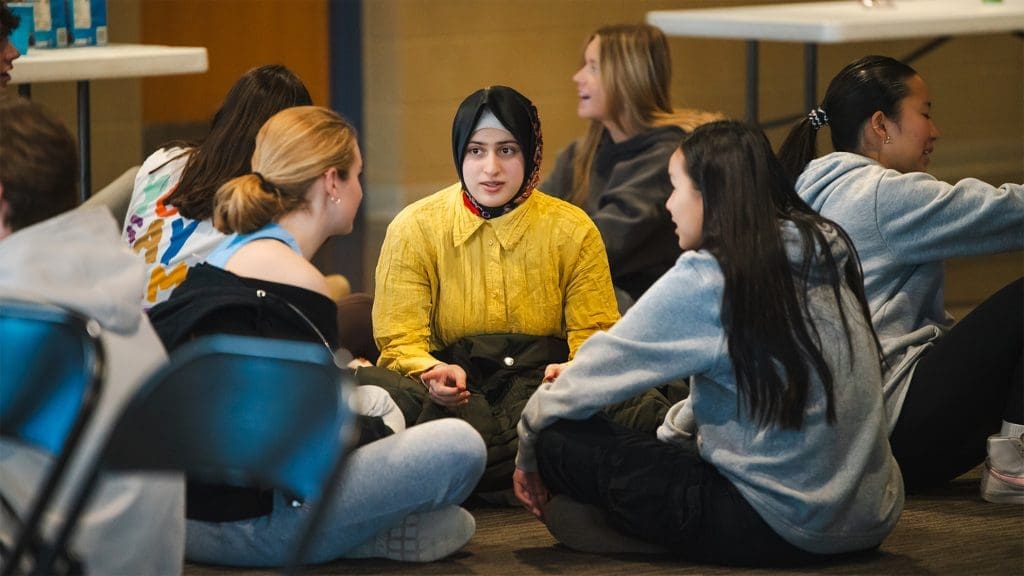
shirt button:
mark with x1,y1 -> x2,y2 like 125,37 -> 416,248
488,240 -> 494,246
503,356 -> 515,367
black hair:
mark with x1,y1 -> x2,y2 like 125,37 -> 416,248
684,120 -> 878,429
778,55 -> 918,182
162,64 -> 313,220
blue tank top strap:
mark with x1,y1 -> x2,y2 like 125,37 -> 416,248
205,223 -> 302,268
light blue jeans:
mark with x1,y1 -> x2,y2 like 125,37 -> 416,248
185,418 -> 486,566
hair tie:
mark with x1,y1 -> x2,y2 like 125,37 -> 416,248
253,171 -> 281,195
808,107 -> 830,131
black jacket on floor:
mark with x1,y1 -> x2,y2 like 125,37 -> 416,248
358,333 -> 672,492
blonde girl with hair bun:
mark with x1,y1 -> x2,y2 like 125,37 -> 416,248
543,23 -> 723,309
209,105 -> 362,298
149,105 -> 487,567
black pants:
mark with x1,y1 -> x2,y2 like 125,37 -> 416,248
535,416 -> 844,567
890,277 -> 1024,491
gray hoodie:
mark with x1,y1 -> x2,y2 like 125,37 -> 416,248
517,222 -> 903,555
0,207 -> 184,575
796,152 -> 1024,431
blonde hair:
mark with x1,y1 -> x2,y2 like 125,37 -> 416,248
213,105 -> 358,234
569,24 -> 725,207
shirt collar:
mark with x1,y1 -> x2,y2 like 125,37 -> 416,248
451,186 -> 535,250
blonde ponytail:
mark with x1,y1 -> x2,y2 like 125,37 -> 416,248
210,106 -> 359,234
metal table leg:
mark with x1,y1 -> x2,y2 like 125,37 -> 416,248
77,80 -> 91,201
745,40 -> 759,125
804,43 -> 818,112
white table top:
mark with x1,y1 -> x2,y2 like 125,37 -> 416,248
10,43 -> 208,84
648,0 -> 1024,43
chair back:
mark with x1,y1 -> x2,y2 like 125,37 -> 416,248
0,299 -> 104,452
45,334 -> 353,573
0,299 -> 104,576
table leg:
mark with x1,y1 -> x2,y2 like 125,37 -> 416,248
77,80 -> 91,202
746,40 -> 759,125
901,36 -> 950,64
804,43 -> 818,112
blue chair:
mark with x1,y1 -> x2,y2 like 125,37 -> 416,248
0,299 -> 105,576
40,334 -> 355,574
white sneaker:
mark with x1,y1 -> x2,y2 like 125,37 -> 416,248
980,433 -> 1024,504
343,506 -> 475,562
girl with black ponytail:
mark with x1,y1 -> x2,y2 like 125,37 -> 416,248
780,55 -> 1024,501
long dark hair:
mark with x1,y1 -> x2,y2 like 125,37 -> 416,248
778,55 -> 917,182
685,120 -> 877,429
162,64 -> 312,220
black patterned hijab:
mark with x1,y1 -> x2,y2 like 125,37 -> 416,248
451,86 -> 543,219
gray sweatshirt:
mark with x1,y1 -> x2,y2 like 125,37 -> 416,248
0,207 -> 184,575
797,152 -> 1024,432
517,223 -> 903,555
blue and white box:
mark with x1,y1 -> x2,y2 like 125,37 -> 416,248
32,0 -> 68,48
67,0 -> 107,46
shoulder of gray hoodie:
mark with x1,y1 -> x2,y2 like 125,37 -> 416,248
0,206 -> 184,575
796,151 -> 1024,431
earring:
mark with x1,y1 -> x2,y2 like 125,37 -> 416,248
329,195 -> 341,204
884,135 -> 892,145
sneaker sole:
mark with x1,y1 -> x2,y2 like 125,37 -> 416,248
980,466 -> 1024,505
345,506 -> 476,562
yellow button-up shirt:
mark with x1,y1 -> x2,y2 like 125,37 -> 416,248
373,183 -> 620,377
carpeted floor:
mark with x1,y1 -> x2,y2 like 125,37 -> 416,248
185,467 -> 1023,576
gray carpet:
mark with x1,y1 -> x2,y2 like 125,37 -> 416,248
185,467 -> 1023,576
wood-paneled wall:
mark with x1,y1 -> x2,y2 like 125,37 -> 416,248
140,0 -> 330,124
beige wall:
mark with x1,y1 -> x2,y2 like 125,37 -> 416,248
360,0 -> 1024,293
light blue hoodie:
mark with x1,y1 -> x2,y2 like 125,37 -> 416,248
796,152 -> 1024,432
517,222 -> 903,555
